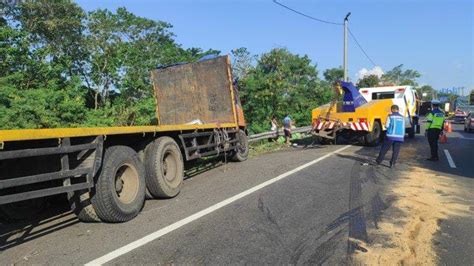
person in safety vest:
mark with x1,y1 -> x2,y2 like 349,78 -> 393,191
376,105 -> 405,168
425,100 -> 445,161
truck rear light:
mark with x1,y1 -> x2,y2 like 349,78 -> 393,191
361,90 -> 368,94
358,118 -> 367,123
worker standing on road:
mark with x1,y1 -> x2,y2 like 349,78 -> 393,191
425,100 -> 445,161
376,105 -> 405,168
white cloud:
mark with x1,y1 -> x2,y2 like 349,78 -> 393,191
355,66 -> 384,81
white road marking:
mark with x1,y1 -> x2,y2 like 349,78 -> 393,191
86,145 -> 352,265
443,149 -> 457,168
459,135 -> 474,141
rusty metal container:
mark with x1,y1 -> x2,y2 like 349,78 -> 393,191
151,56 -> 236,126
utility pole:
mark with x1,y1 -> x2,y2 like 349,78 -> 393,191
343,12 -> 351,81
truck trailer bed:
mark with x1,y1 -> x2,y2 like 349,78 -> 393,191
0,123 -> 237,143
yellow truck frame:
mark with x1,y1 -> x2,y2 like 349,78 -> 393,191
0,56 -> 248,223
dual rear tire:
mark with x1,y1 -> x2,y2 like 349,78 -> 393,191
78,132 -> 245,223
88,138 -> 185,223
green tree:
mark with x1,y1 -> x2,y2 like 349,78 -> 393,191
0,3 -> 88,129
231,47 -> 256,80
12,0 -> 87,79
323,67 -> 344,84
82,7 -> 219,123
417,85 -> 435,100
240,48 -> 331,133
382,64 -> 420,86
356,74 -> 381,88
0,3 -> 221,129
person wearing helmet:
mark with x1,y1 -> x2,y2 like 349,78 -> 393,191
425,100 -> 445,161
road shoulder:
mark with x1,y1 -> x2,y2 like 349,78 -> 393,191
351,135 -> 474,264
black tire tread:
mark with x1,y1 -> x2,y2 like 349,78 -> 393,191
145,137 -> 184,198
68,190 -> 100,222
232,129 -> 249,162
366,121 -> 382,147
92,146 -> 145,223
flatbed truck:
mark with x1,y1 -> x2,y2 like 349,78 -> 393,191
0,55 -> 249,223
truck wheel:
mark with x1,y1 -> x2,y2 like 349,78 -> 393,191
68,190 -> 100,222
144,137 -> 184,198
365,121 -> 382,147
232,129 -> 249,162
92,146 -> 146,223
145,188 -> 154,199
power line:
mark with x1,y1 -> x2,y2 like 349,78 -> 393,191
273,0 -> 378,68
347,27 -> 377,67
272,0 -> 343,26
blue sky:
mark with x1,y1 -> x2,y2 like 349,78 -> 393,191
76,0 -> 473,93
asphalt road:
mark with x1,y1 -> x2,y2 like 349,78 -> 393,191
0,124 -> 472,265
430,123 -> 474,265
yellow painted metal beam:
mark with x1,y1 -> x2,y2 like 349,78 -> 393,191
0,123 -> 238,142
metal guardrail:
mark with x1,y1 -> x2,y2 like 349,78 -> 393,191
248,126 -> 312,143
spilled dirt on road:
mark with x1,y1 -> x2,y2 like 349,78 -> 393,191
352,147 -> 472,265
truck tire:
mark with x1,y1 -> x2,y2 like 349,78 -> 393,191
232,129 -> 249,162
68,190 -> 100,222
137,148 -> 154,200
145,188 -> 154,199
365,121 -> 382,147
92,146 -> 146,223
144,137 -> 184,198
